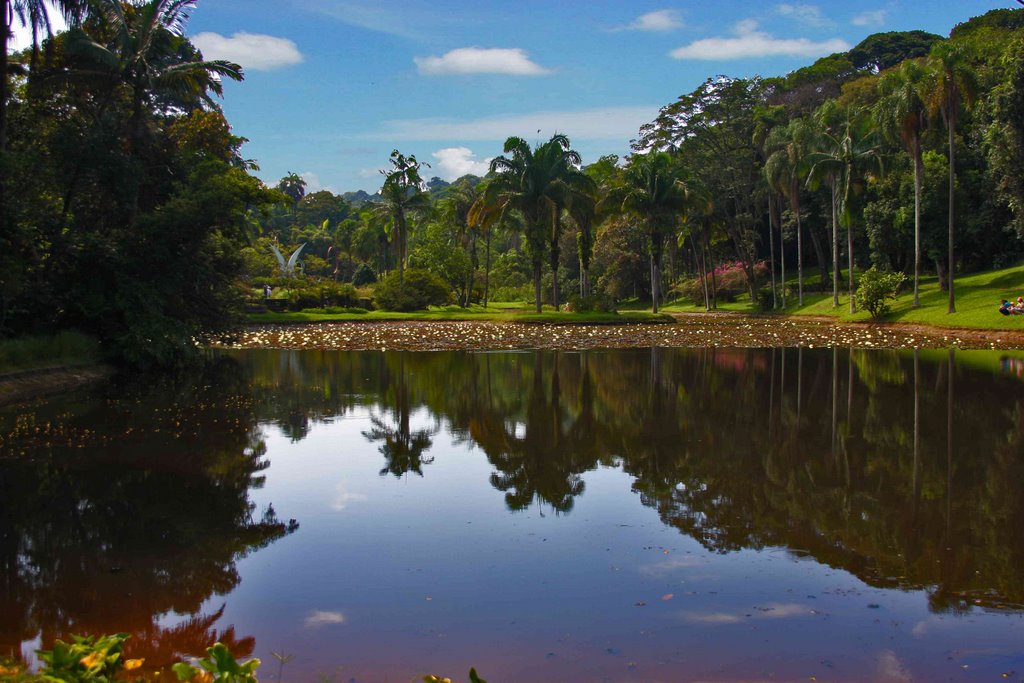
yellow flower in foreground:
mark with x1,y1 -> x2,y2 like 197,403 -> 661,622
80,652 -> 101,669
125,659 -> 144,670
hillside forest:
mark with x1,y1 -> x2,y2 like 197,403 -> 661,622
2,2 -> 1023,366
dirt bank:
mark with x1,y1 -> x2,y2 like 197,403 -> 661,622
0,365 -> 114,407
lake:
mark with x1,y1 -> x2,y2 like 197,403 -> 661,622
2,347 -> 1024,682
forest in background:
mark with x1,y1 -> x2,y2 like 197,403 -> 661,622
2,3 -> 1023,366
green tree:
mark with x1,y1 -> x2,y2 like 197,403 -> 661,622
809,102 -> 883,312
874,58 -> 930,306
603,151 -> 690,313
482,134 -> 586,313
924,41 -> 978,313
764,118 -> 815,306
377,149 -> 430,284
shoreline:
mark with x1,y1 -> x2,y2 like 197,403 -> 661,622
221,313 -> 1024,352
0,365 -> 114,408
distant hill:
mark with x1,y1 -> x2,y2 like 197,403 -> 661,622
342,189 -> 382,206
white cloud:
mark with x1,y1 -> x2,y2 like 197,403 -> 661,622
191,32 -> 303,71
414,47 -> 551,76
432,147 -> 492,180
299,172 -> 339,195
670,19 -> 849,60
371,105 -> 659,142
616,9 -> 684,32
852,9 -> 888,27
304,610 -> 346,628
775,3 -> 836,29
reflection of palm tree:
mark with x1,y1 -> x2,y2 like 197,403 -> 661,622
362,353 -> 436,478
363,413 -> 435,478
488,352 -> 587,514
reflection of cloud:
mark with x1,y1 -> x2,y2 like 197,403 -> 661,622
670,19 -> 849,60
876,649 -> 913,683
680,602 -> 811,624
305,610 -> 346,628
331,481 -> 368,511
639,556 -> 705,576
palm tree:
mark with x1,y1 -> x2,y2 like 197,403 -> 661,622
874,58 -> 929,307
809,103 -> 883,313
376,149 -> 430,283
764,118 -> 814,306
1,0 -> 89,245
64,0 -> 242,152
603,151 -> 690,313
438,181 -> 480,306
482,134 -> 586,313
924,42 -> 978,314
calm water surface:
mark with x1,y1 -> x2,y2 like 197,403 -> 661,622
2,347 -> 1024,682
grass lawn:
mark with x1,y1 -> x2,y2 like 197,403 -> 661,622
644,263 -> 1024,331
246,303 -> 674,325
0,330 -> 101,374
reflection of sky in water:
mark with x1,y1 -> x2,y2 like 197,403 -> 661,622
6,347 -> 1024,682
202,393 -> 1024,682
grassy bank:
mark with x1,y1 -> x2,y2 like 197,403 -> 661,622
246,303 -> 674,325
651,264 -> 1024,331
0,330 -> 102,374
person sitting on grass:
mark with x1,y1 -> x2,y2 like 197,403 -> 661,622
1015,297 -> 1024,313
1000,299 -> 1013,315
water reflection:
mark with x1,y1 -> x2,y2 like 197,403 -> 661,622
231,346 -> 1024,612
3,346 -> 1024,679
0,360 -> 297,675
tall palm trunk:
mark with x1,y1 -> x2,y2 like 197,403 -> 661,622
830,178 -> 839,307
1,0 -> 11,245
913,134 -> 922,307
484,230 -> 491,307
768,194 -> 777,309
947,101 -> 956,314
650,252 -> 660,313
532,257 -> 542,313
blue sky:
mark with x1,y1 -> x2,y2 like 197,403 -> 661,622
67,1 -> 1023,192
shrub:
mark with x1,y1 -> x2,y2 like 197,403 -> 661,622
673,261 -> 769,305
566,293 -> 616,313
286,282 -> 358,311
353,263 -> 377,286
374,269 -> 451,311
856,267 -> 907,318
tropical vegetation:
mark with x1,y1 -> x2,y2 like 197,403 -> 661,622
3,5 -> 1024,369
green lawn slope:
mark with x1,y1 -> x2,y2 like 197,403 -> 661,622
654,263 -> 1024,331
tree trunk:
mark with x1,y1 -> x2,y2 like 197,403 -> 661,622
831,179 -> 839,308
779,195 -> 786,309
848,214 -> 855,314
484,229 -> 491,307
947,105 -> 956,314
533,257 -> 542,313
650,251 -> 660,313
807,220 -> 828,294
550,214 -> 561,310
913,134 -> 922,308
768,194 -> 777,309
0,0 -> 9,247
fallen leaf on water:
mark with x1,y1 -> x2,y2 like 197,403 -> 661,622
661,593 -> 674,601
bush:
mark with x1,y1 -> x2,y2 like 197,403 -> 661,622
673,261 -> 769,305
856,267 -> 907,318
566,293 -> 617,313
353,263 -> 377,286
756,288 -> 776,312
374,269 -> 451,311
286,282 -> 358,311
